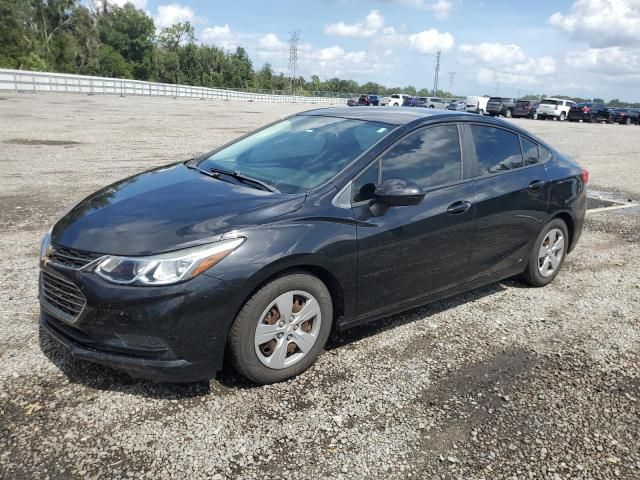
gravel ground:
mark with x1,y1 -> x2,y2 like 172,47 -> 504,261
0,93 -> 639,479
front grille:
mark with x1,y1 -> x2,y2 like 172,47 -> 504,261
49,245 -> 102,269
41,271 -> 86,322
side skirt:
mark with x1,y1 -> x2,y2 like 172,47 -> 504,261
337,263 -> 525,331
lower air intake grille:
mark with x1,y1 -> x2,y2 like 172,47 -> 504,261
41,271 -> 86,322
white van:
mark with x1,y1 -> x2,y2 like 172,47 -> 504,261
536,98 -> 576,121
466,96 -> 490,114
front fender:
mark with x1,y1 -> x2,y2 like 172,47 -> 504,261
203,215 -> 358,321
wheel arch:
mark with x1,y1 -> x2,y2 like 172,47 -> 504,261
551,211 -> 576,252
229,260 -> 347,335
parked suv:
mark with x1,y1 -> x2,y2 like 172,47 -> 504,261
388,93 -> 411,106
567,102 -> 610,123
536,98 -> 576,121
512,100 -> 539,119
367,95 -> 380,106
486,97 -> 516,117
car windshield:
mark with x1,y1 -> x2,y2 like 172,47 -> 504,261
516,101 -> 529,106
540,100 -> 559,105
488,97 -> 502,102
575,102 -> 592,107
198,116 -> 391,194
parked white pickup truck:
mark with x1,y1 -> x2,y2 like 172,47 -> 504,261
466,96 -> 490,115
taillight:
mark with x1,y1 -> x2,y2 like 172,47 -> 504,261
581,168 -> 589,184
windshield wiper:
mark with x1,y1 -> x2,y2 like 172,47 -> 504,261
185,161 -> 279,193
209,168 -> 279,193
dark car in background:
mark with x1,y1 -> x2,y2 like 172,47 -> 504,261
358,94 -> 370,106
39,108 -> 587,385
513,100 -> 539,119
447,99 -> 467,111
367,95 -> 380,106
567,102 -> 610,123
609,108 -> 640,125
486,97 -> 517,117
402,96 -> 427,107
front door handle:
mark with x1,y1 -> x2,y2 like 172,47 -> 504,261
447,200 -> 472,214
528,180 -> 546,191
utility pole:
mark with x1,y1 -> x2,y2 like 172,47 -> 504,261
432,50 -> 441,96
448,72 -> 456,94
288,31 -> 300,92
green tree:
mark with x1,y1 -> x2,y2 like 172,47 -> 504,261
98,3 -> 155,79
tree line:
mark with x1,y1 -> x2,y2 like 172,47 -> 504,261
0,0 -> 454,97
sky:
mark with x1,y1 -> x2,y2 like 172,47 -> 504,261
109,0 -> 640,101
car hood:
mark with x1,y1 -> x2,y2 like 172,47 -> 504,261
52,163 -> 306,256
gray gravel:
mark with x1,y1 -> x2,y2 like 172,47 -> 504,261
0,94 -> 639,479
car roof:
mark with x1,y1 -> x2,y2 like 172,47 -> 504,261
299,106 -> 474,126
297,106 -> 552,146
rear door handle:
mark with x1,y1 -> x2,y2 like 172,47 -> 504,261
447,200 -> 472,214
528,180 -> 546,191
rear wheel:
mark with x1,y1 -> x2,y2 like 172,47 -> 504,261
228,273 -> 333,384
521,218 -> 568,287
559,112 -> 566,121
505,109 -> 512,118
532,112 -> 538,120
626,117 -> 632,125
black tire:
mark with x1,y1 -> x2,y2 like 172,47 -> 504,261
504,109 -> 512,118
559,112 -> 566,121
228,272 -> 333,384
520,218 -> 569,287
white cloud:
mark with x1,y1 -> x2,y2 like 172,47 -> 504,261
259,33 -> 287,51
201,24 -> 240,50
382,0 -> 454,20
549,0 -> 640,47
325,10 -> 384,38
459,43 -> 527,65
408,29 -> 454,54
458,42 -> 556,87
566,46 -> 640,75
154,3 -> 206,29
105,0 -> 148,8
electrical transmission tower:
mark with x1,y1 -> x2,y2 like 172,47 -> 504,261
288,31 -> 300,92
448,72 -> 456,94
432,51 -> 441,95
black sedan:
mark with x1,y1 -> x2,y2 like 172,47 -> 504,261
609,108 -> 640,125
39,108 -> 587,384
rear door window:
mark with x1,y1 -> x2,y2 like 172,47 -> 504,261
467,125 -> 523,176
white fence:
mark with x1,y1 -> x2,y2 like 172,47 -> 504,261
0,68 -> 348,105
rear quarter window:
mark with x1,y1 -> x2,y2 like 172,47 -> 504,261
467,125 -> 523,176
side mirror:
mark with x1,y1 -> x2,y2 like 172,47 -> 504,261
373,178 -> 425,207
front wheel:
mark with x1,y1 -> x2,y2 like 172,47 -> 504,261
532,112 -> 538,120
504,109 -> 512,118
520,219 -> 569,287
228,272 -> 333,384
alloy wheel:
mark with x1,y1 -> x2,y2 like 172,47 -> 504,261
538,228 -> 565,278
254,290 -> 322,369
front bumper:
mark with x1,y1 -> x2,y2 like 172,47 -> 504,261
39,264 -> 243,382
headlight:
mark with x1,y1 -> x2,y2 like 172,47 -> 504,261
40,228 -> 52,265
94,238 -> 245,286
